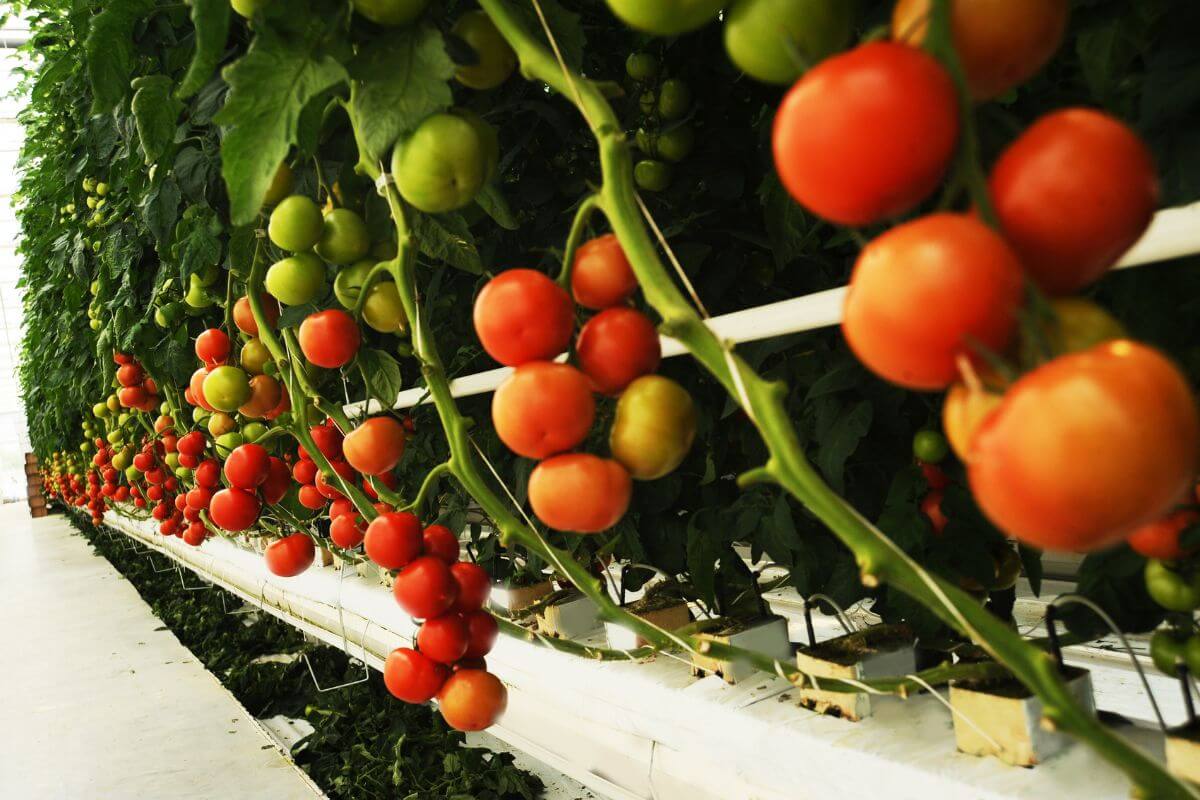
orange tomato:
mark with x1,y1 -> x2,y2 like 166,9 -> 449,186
527,453 -> 631,533
437,669 -> 507,731
492,362 -> 595,459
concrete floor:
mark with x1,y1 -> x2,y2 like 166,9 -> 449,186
0,504 -> 323,799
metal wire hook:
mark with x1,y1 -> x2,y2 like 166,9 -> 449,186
176,563 -> 211,592
301,562 -> 371,692
803,593 -> 857,648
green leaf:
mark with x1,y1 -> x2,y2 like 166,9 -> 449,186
177,0 -> 231,99
85,0 -> 155,115
411,213 -> 482,274
814,400 -> 872,493
357,348 -> 404,408
131,76 -> 183,165
171,205 -> 222,284
475,183 -> 518,231
686,511 -> 719,608
215,25 -> 348,224
349,25 -> 454,164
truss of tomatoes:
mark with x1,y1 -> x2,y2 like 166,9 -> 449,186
472,234 -> 698,534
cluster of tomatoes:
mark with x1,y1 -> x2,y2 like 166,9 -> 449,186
113,352 -> 161,413
767,16 -> 1198,556
362,510 -> 506,731
473,234 -> 697,533
188,323 -> 291,426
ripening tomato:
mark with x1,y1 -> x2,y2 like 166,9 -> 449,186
942,382 -> 1004,460
302,424 -> 344,462
209,487 -> 262,532
365,511 -> 423,570
461,609 -> 499,658
892,0 -> 1069,100
293,458 -> 318,485
1128,511 -> 1200,561
989,109 -> 1158,295
239,374 -> 283,419
422,525 -> 460,564
492,362 -> 595,459
261,457 -> 292,505
609,375 -> 697,480
384,647 -> 448,704
116,363 -> 143,387
265,534 -> 315,577
528,454 -> 631,533
575,307 -> 661,395
118,386 -> 147,409
450,562 -> 491,613
233,294 -> 280,337
571,235 -> 637,310
330,513 -> 366,549
195,328 -> 231,367
394,556 -> 459,619
224,443 -> 271,490
298,484 -> 327,510
842,214 -> 1024,390
417,615 -> 470,664
437,669 -> 507,732
241,339 -> 272,376
773,42 -> 958,226
299,309 -> 360,369
473,270 -> 575,367
343,417 -> 407,476
969,341 -> 1200,552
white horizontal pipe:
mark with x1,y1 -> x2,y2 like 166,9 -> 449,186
347,201 -> 1200,415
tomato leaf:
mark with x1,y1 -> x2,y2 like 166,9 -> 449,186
410,212 -> 482,274
215,25 -> 348,224
814,400 -> 872,493
171,205 -> 223,285
84,0 -> 155,115
349,25 -> 454,166
475,182 -> 519,231
357,348 -> 404,409
131,76 -> 183,165
177,0 -> 231,100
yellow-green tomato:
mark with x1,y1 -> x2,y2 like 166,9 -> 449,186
175,466 -> 193,481
242,421 -> 268,443
453,108 -> 499,182
207,411 -> 237,437
184,276 -> 214,309
333,260 -> 375,309
262,161 -> 294,207
724,0 -> 852,85
315,208 -> 370,265
111,451 -> 130,471
95,182 -> 109,196
215,432 -> 244,458
392,112 -> 488,213
203,366 -> 252,413
352,0 -> 430,26
125,465 -> 140,482
268,194 -> 323,252
107,430 -> 124,445
165,452 -> 180,470
605,0 -> 723,35
609,375 -> 698,480
265,253 -> 326,305
362,281 -> 409,334
192,407 -> 211,426
106,395 -> 120,413
451,11 -> 517,90
240,338 -> 272,375
93,402 -> 109,418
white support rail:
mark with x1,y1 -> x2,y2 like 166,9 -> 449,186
347,202 -> 1200,415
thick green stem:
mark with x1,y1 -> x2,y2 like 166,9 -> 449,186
556,192 -> 602,287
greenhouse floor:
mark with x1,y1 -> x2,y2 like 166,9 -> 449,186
0,503 -> 324,799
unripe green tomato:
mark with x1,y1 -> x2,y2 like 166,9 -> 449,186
262,161 -> 294,207
192,407 -> 211,426
266,253 -> 326,305
111,451 -> 130,471
125,465 -> 140,482
184,278 -> 214,309
240,338 -> 272,375
913,430 -> 949,463
635,128 -> 657,156
638,91 -> 657,116
609,375 -> 698,480
1146,560 -> 1200,612
91,212 -> 105,226
392,113 -> 488,213
626,52 -> 659,82
333,259 -> 375,309
215,431 -> 244,458
203,366 -> 252,413
452,108 -> 500,183
95,182 -> 109,196
657,125 -> 694,163
175,466 -> 193,480
160,401 -> 170,415
1150,629 -> 1188,675
362,281 -> 409,334
107,395 -> 120,413
194,263 -> 222,287
107,430 -> 124,445
153,308 -> 169,328
452,11 -> 517,90
657,79 -> 691,120
352,0 -> 430,26
634,160 -> 672,192
93,402 -> 109,418
268,195 -> 324,252
605,0 -> 723,35
165,452 -> 180,470
241,421 -> 268,443
315,208 -> 370,265
231,0 -> 271,18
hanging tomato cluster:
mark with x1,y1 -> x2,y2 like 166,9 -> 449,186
113,352 -> 162,412
473,235 -> 697,533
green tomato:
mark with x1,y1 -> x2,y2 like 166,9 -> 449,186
107,430 -> 124,445
125,465 -> 140,482
1146,560 -> 1200,612
241,421 -> 268,443
605,0 -> 723,35
315,208 -> 370,265
268,195 -> 324,252
333,260 -> 376,309
160,401 -> 171,415
392,112 -> 488,213
626,53 -> 659,82
93,402 -> 109,418
362,281 -> 409,334
175,466 -> 193,481
635,128 -> 658,156
657,125 -> 694,163
215,432 -> 245,458
165,452 -> 180,470
203,366 -> 253,413
1150,629 -> 1189,675
452,108 -> 499,183
634,159 -> 672,192
95,182 -> 109,196
111,451 -> 130,471
192,407 -> 211,426
265,253 -> 326,305
658,79 -> 692,120
725,0 -> 851,85
240,338 -> 272,375
452,11 -> 517,90
231,0 -> 271,18
153,308 -> 170,328
194,263 -> 222,287
184,277 -> 214,309
913,430 -> 949,463
609,375 -> 698,480
262,162 -> 294,207
352,0 -> 430,26
638,91 -> 657,116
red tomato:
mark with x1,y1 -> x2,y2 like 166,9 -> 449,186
422,525 -> 460,564
299,309 -> 360,368
177,431 -> 206,456
492,362 -> 595,459
773,42 -> 958,226
969,341 -> 1199,552
174,493 -> 188,512
417,615 -> 470,664
989,109 -> 1158,295
223,443 -> 270,490
189,367 -> 215,411
315,462 -> 356,500
116,363 -> 143,387
298,484 -> 327,510
364,511 -> 423,570
160,434 -> 178,453
450,562 -> 491,613
195,458 -> 220,487
330,513 -> 365,549
293,458 -> 318,485
113,351 -> 134,365
842,214 -> 1024,390
394,556 -> 459,619
528,454 -> 631,533
208,488 -> 262,532
118,386 -> 147,409
384,647 -> 449,703
265,533 -> 315,577
1128,511 -> 1200,561
343,417 -> 407,476
461,609 -> 499,659
437,669 -> 507,731
233,294 -> 280,337
183,522 -> 206,546
571,234 -> 637,310
575,307 -> 661,395
473,269 -> 574,367
178,453 -> 199,469
921,490 -> 948,535
195,328 -> 231,367
363,470 -> 398,500
329,498 -> 354,519
301,424 -> 344,461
